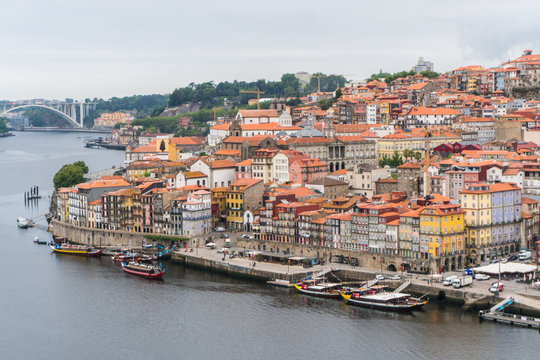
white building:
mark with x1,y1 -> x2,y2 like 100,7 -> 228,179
189,158 -> 236,189
181,190 -> 212,237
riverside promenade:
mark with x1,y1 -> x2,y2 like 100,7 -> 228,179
171,243 -> 540,317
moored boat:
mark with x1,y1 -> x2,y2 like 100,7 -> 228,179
17,217 -> 29,228
112,252 -> 148,263
33,237 -> 48,245
121,261 -> 165,279
152,249 -> 172,261
341,291 -> 427,311
49,243 -> 103,257
294,281 -> 343,298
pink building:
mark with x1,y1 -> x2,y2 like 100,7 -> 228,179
235,159 -> 252,180
290,158 -> 328,185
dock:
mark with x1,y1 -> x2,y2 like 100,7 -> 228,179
479,297 -> 540,330
480,311 -> 540,329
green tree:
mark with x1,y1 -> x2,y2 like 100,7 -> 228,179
414,152 -> 422,161
73,161 -> 89,174
0,117 -> 8,133
389,151 -> 404,167
379,151 -> 404,168
420,70 -> 440,79
53,164 -> 85,190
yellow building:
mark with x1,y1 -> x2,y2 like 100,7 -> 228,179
94,112 -> 134,128
225,178 -> 263,230
211,187 -> 228,227
461,188 -> 492,252
460,182 -> 521,264
420,204 -> 465,266
87,199 -> 103,229
57,187 -> 76,222
378,130 -> 462,160
126,160 -> 164,181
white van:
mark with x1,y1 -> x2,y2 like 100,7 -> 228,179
443,276 -> 457,286
519,251 -> 532,261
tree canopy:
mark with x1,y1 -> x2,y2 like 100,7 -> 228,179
0,117 -> 8,133
72,161 -> 89,174
53,163 -> 86,190
379,151 -> 404,168
367,70 -> 440,83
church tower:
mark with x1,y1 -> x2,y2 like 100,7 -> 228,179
322,116 -> 336,139
229,119 -> 242,137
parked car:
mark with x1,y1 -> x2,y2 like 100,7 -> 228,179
220,233 -> 229,239
241,234 -> 253,239
474,273 -> 490,281
375,274 -> 385,281
491,258 -> 500,264
508,255 -> 518,261
205,242 -> 216,249
217,248 -> 230,254
386,275 -> 401,280
214,227 -> 225,232
490,282 -> 504,293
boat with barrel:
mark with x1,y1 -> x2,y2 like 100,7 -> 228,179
49,243 -> 103,257
112,251 -> 150,263
121,261 -> 165,280
294,281 -> 344,298
293,268 -> 347,298
341,290 -> 427,311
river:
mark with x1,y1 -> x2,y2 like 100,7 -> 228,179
0,131 -> 538,359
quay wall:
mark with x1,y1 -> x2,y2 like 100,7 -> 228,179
51,221 -> 540,316
50,219 -> 186,248
238,238 -> 441,272
171,252 -> 313,283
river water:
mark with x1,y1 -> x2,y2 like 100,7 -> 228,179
0,132 -> 538,360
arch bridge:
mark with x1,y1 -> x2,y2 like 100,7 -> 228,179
0,101 -> 96,128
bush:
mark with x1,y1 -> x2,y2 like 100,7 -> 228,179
144,234 -> 189,242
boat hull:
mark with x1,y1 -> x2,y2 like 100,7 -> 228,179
49,245 -> 103,257
294,284 -> 342,298
121,263 -> 164,280
341,293 -> 427,312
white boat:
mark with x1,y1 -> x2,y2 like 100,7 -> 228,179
341,291 -> 427,311
17,217 -> 29,229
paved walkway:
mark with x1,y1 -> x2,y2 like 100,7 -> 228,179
181,234 -> 540,310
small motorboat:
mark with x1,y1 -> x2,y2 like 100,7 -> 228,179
121,261 -> 165,280
152,250 -> 171,261
49,243 -> 103,257
17,217 -> 29,229
33,237 -> 48,245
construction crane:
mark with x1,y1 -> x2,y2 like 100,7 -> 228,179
240,89 -> 265,110
212,107 -> 223,122
315,75 -> 322,92
424,129 -> 430,195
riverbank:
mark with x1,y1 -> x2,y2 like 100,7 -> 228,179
170,246 -> 540,317
51,219 -> 540,317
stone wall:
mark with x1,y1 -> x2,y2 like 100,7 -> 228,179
494,121 -> 522,141
50,219 -> 188,248
237,238 -> 439,272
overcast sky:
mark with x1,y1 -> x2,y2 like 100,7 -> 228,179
1,0 -> 539,100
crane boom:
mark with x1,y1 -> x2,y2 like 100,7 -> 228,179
240,88 -> 265,110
